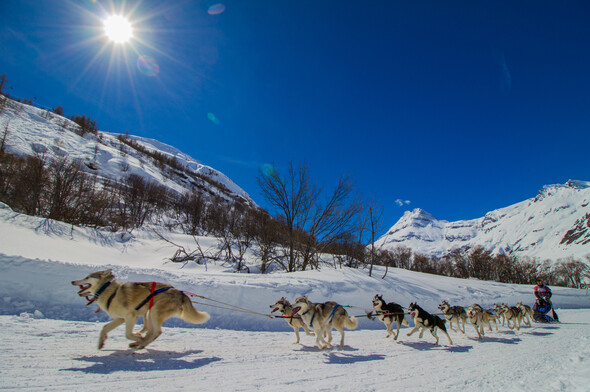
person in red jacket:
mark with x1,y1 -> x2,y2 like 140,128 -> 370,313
534,280 -> 552,300
534,280 -> 559,322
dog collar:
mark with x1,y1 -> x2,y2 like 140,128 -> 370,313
94,281 -> 112,299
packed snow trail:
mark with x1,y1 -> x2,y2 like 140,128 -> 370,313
1,310 -> 589,391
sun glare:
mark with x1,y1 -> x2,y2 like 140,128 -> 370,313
103,15 -> 133,44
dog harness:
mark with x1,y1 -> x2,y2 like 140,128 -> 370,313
303,304 -> 341,328
134,282 -> 172,311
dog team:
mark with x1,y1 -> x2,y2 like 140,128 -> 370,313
72,269 -> 540,351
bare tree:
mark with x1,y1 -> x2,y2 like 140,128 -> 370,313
364,197 -> 383,277
257,162 -> 318,272
0,120 -> 9,153
257,161 -> 360,272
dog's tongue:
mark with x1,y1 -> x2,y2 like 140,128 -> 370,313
291,306 -> 301,314
410,311 -> 417,318
270,307 -> 278,313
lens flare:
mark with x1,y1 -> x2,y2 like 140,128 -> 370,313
207,112 -> 220,125
208,3 -> 226,15
136,55 -> 160,76
261,163 -> 276,177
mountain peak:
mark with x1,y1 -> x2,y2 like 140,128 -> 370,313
378,181 -> 590,261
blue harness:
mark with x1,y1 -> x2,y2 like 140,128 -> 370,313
304,304 -> 341,328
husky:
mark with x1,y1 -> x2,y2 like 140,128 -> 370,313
501,304 -> 523,330
466,304 -> 498,339
371,295 -> 409,341
406,302 -> 453,345
516,302 -> 533,326
270,297 -> 315,343
438,300 -> 467,333
493,304 -> 507,326
292,296 -> 358,349
72,269 -> 210,350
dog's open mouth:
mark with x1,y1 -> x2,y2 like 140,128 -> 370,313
291,306 -> 301,314
410,311 -> 417,318
270,307 -> 278,313
77,284 -> 91,296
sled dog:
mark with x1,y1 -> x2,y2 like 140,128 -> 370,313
466,304 -> 498,339
406,302 -> 452,345
438,300 -> 467,333
501,304 -> 523,330
516,302 -> 533,326
493,304 -> 507,326
270,297 -> 315,343
371,294 -> 409,341
292,296 -> 358,349
72,269 -> 210,350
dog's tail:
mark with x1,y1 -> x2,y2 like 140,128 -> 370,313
180,294 -> 210,324
344,315 -> 358,330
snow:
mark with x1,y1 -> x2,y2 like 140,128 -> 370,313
0,101 -> 254,205
1,203 -> 590,391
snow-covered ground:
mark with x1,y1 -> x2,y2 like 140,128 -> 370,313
1,203 -> 590,391
2,310 -> 590,392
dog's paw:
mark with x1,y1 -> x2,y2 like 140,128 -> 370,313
129,342 -> 146,350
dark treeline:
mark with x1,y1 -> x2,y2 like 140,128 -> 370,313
375,245 -> 590,289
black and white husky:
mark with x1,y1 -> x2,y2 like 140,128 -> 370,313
406,302 -> 453,345
371,295 -> 409,341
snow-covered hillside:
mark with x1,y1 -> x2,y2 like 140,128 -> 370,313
376,180 -> 590,261
0,98 -> 254,206
1,187 -> 590,391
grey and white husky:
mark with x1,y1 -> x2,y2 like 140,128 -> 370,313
270,297 -> 315,343
292,296 -> 358,349
438,300 -> 467,333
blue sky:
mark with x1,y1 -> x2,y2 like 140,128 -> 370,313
1,0 -> 589,234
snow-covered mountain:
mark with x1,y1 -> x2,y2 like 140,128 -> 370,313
0,98 -> 254,206
376,180 -> 590,261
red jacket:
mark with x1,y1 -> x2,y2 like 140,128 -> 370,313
534,284 -> 552,299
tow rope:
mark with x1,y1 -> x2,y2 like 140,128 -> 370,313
183,291 -> 274,319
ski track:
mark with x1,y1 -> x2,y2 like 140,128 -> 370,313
1,310 -> 589,392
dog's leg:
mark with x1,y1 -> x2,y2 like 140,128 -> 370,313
325,327 -> 334,347
492,319 -> 498,331
314,326 -> 326,349
442,329 -> 453,345
418,327 -> 426,339
406,326 -> 420,337
131,311 -> 163,349
123,315 -> 143,348
293,326 -> 300,344
98,318 -> 125,349
448,317 -> 457,333
393,319 -> 401,341
430,328 -> 439,345
303,323 -> 315,336
385,319 -> 393,338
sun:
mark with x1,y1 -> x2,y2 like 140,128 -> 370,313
103,15 -> 133,44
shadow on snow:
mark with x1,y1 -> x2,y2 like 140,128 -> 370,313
61,348 -> 222,374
